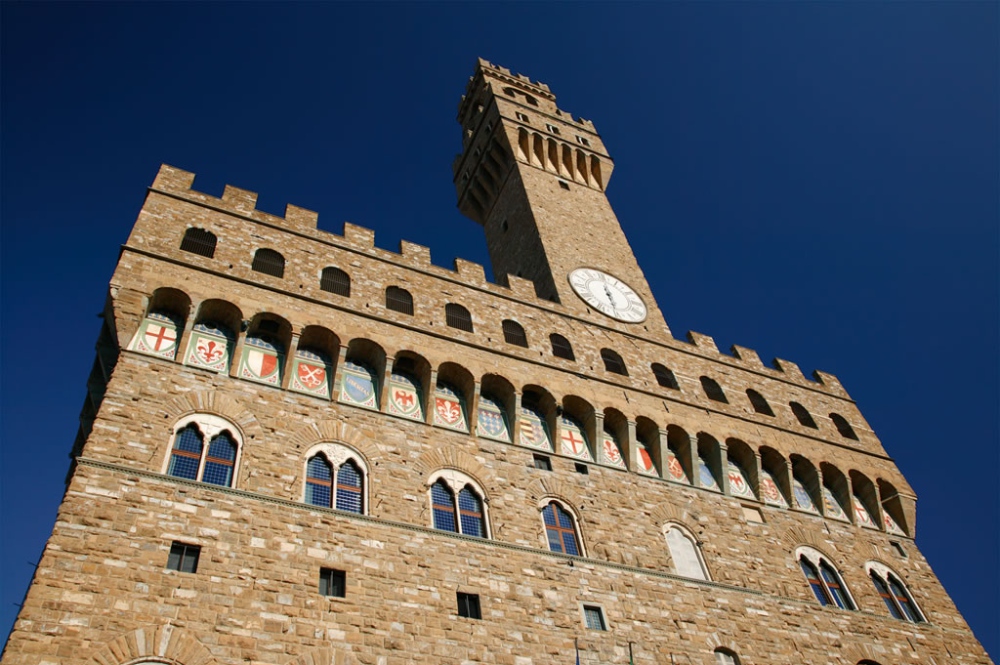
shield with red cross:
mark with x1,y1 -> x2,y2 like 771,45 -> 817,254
559,415 -> 592,461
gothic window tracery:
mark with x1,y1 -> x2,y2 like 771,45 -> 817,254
165,414 -> 241,488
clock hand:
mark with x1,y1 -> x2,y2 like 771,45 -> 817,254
603,285 -> 614,304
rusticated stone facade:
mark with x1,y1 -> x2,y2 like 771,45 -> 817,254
2,59 -> 991,665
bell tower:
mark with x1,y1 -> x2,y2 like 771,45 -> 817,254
453,58 -> 671,337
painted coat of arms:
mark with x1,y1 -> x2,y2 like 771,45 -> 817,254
477,396 -> 510,442
240,336 -> 282,385
518,406 -> 552,451
129,313 -> 178,359
792,478 -> 819,513
388,372 -> 423,421
433,383 -> 467,432
760,470 -> 788,508
290,348 -> 330,398
185,322 -> 232,373
339,360 -> 378,409
666,450 -> 688,483
601,433 -> 626,469
698,459 -> 720,492
822,486 -> 849,521
853,495 -> 875,528
559,416 -> 592,461
636,444 -> 658,477
727,461 -> 755,499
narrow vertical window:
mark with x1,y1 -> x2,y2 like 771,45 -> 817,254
168,424 -> 203,480
583,606 -> 606,630
820,561 -> 853,609
872,573 -> 903,620
542,502 -> 580,555
431,480 -> 458,532
202,432 -> 236,486
335,460 -> 364,514
305,455 -> 333,507
800,558 -> 831,606
458,487 -> 486,538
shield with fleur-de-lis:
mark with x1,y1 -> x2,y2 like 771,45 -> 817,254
601,433 -> 626,469
433,382 -> 467,432
185,321 -> 232,373
759,470 -> 788,508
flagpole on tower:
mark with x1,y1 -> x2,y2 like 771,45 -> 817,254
628,641 -> 634,665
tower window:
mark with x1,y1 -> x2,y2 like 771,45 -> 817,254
180,228 -> 217,258
797,548 -> 855,610
252,248 -> 285,278
790,402 -> 818,429
714,649 -> 741,665
516,112 -> 529,122
550,334 -> 575,360
385,286 -> 414,315
746,389 -> 774,416
651,363 -> 679,389
305,453 -> 365,514
166,541 -> 200,574
665,524 -> 709,580
319,568 -> 346,598
445,303 -> 474,332
576,135 -> 591,147
700,376 -> 728,403
429,474 -> 488,538
166,418 -> 239,488
830,413 -> 858,439
557,180 -> 570,190
600,349 -> 628,376
457,592 -> 482,619
320,267 -> 351,297
545,123 -> 560,134
582,605 -> 606,630
502,319 -> 528,347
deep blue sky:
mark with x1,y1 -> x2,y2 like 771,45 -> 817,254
2,1 -> 997,656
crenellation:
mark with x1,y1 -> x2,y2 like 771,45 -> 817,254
6,60 -> 989,665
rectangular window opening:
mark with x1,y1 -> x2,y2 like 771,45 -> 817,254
319,567 -> 346,597
583,605 -> 606,631
516,112 -> 529,122
558,181 -> 570,191
574,463 -> 589,475
890,541 -> 908,559
166,541 -> 200,574
545,123 -> 560,134
533,454 -> 552,471
576,135 -> 591,146
741,505 -> 764,523
457,592 -> 482,619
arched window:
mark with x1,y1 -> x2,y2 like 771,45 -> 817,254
868,563 -> 924,623
831,413 -> 858,440
165,414 -> 240,488
252,248 -> 285,278
542,502 -> 580,555
701,377 -> 727,403
180,227 -> 217,258
791,402 -> 818,428
303,444 -> 367,514
320,267 -> 351,297
502,319 -> 528,347
664,524 -> 709,580
797,548 -> 855,610
445,303 -> 474,332
428,470 -> 488,538
550,333 -> 575,360
651,363 -> 679,389
600,349 -> 627,376
714,648 -> 741,665
386,286 -> 414,315
746,389 -> 774,416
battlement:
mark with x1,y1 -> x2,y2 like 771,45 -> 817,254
147,164 -> 850,399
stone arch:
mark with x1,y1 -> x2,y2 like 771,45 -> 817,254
783,525 -> 840,558
838,642 -> 890,665
704,633 -> 743,654
285,419 -> 378,460
414,447 -> 491,489
525,476 -> 583,508
283,647 -> 359,665
649,502 -> 702,531
160,391 -> 263,443
88,625 -> 216,665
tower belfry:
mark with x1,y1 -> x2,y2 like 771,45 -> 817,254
454,59 -> 671,338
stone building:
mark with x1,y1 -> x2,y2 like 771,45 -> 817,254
1,59 -> 991,665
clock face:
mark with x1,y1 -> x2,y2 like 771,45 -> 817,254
568,268 -> 647,323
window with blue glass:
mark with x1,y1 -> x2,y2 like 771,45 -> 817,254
542,502 -> 580,555
869,564 -> 924,623
431,481 -> 458,532
305,452 -> 365,515
166,416 -> 239,488
428,471 -> 489,538
797,548 -> 855,610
